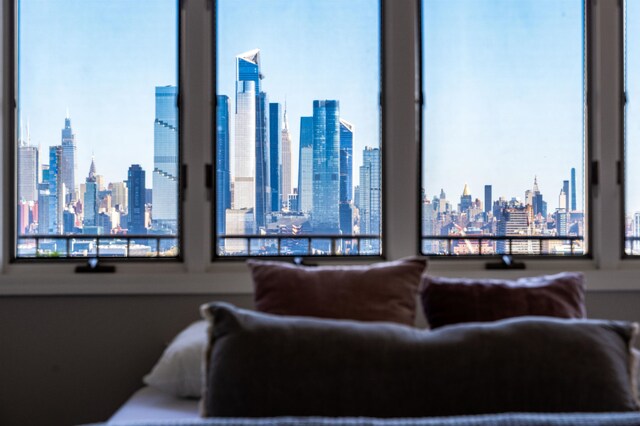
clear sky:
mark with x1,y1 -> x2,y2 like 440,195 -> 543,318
216,0 -> 381,190
19,0 -> 177,188
422,0 -> 585,214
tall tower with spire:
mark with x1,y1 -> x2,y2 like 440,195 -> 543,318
61,113 -> 77,203
460,183 -> 472,214
84,157 -> 99,228
18,121 -> 38,203
280,105 -> 292,208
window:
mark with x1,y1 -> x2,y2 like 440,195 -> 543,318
15,0 -> 180,259
626,0 -> 640,255
214,0 -> 382,257
420,0 -> 587,257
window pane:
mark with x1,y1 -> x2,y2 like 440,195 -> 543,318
215,0 -> 381,257
626,0 -> 640,255
421,0 -> 586,256
16,0 -> 179,259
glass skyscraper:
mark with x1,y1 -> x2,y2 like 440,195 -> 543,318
297,116 -> 313,213
311,100 -> 340,233
359,147 -> 381,250
61,115 -> 77,203
216,95 -> 231,235
127,164 -> 147,235
268,103 -> 282,212
255,91 -> 271,228
18,132 -> 38,203
48,145 -> 63,234
152,85 -> 179,233
339,119 -> 354,235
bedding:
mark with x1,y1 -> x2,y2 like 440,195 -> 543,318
420,272 -> 585,329
96,412 -> 640,426
200,302 -> 639,418
248,256 -> 427,325
108,387 -> 199,422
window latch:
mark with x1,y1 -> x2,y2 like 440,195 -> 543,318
75,258 -> 116,273
485,255 -> 525,270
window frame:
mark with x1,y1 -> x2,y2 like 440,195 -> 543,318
417,0 -> 594,260
210,0 -> 387,261
9,0 -> 185,263
0,0 -> 637,295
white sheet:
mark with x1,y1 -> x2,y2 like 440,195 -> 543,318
109,386 -> 200,423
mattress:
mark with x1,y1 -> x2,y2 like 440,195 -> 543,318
108,386 -> 200,423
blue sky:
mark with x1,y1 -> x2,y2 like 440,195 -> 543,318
422,0 -> 585,214
217,0 -> 381,189
19,0 -> 177,187
627,0 -> 640,218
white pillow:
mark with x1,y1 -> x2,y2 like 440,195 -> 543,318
143,320 -> 208,398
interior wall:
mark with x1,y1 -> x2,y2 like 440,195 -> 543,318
1,292 -> 639,426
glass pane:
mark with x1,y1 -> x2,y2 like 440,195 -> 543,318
215,0 -> 381,257
16,0 -> 179,259
626,0 -> 640,255
421,0 -> 586,256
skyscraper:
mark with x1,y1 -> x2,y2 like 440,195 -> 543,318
571,168 -> 577,211
484,185 -> 492,214
61,114 -> 77,203
311,100 -> 340,233
127,164 -> 146,235
359,147 -> 381,251
562,180 -> 570,212
297,116 -> 313,213
216,95 -> 231,235
255,91 -> 270,228
280,107 -> 292,209
339,119 -> 354,204
152,85 -> 179,233
47,145 -> 64,234
268,102 -> 282,212
459,183 -> 472,214
233,51 -> 258,215
18,127 -> 38,203
84,157 -> 98,228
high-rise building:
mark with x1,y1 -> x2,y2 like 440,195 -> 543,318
83,157 -> 98,228
18,128 -> 38,203
224,209 -> 254,254
571,167 -> 577,211
311,100 -> 340,233
339,119 -> 354,236
152,85 -> 179,233
339,119 -> 353,204
634,212 -> 640,253
47,145 -> 64,234
268,103 -> 282,212
531,176 -> 546,217
127,164 -> 146,235
359,146 -> 381,244
61,115 -> 77,202
562,180 -> 570,212
497,205 -> 536,254
233,51 -> 258,214
484,185 -> 492,214
37,183 -> 50,235
559,186 -> 567,210
297,117 -> 313,213
280,107 -> 292,209
109,182 -> 128,212
255,91 -> 270,229
216,95 -> 231,235
459,183 -> 472,214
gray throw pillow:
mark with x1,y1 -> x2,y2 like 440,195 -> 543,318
200,302 -> 640,418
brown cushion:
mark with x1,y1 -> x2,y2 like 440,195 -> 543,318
247,257 -> 427,326
200,302 -> 640,418
420,272 -> 586,329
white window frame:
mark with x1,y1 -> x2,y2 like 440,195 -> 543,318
0,0 -> 636,296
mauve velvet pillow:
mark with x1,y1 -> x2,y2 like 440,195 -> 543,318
420,272 -> 585,329
247,257 -> 427,326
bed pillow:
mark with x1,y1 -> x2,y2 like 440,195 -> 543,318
200,302 -> 639,417
247,256 -> 427,326
143,320 -> 207,398
420,272 -> 585,329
